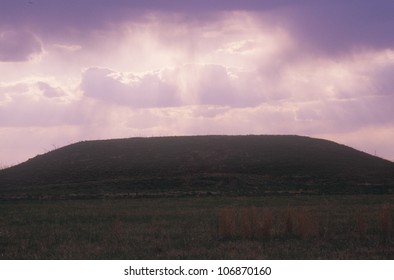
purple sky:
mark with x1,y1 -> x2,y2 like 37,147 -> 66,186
1,0 -> 394,166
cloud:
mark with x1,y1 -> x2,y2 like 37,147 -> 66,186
52,44 -> 82,52
0,30 -> 43,62
295,95 -> 394,133
36,82 -> 66,98
0,0 -> 287,30
80,43 -> 394,115
280,48 -> 394,134
81,67 -> 180,108
0,80 -> 80,127
80,64 -> 282,108
178,64 -> 280,107
1,0 -> 393,54
279,0 -> 394,54
1,2 -> 394,166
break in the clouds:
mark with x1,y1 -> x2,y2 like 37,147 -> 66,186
0,0 -> 394,166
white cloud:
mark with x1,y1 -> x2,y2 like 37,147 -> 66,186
52,44 -> 82,52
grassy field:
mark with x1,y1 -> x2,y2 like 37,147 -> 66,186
0,194 -> 393,259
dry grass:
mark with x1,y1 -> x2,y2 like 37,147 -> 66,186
218,207 -> 273,240
217,207 -> 237,240
1,196 -> 393,259
295,207 -> 319,239
355,212 -> 366,240
257,209 -> 273,239
239,207 -> 256,239
283,207 -> 319,239
218,206 -> 320,240
379,203 -> 392,242
285,207 -> 294,236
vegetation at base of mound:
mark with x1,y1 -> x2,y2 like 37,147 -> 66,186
0,135 -> 393,199
0,195 -> 392,259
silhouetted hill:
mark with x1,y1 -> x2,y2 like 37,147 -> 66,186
1,135 -> 393,200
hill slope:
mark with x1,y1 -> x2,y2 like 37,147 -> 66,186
1,135 -> 393,199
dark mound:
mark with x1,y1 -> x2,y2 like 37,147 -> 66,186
1,135 -> 393,199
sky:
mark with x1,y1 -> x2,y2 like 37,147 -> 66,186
0,0 -> 394,167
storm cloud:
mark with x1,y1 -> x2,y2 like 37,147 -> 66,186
0,30 -> 42,62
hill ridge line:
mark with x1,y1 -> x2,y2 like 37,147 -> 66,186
1,135 -> 393,199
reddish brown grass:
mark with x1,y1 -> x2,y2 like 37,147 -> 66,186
283,207 -> 319,239
239,207 -> 257,239
217,207 -> 273,240
379,203 -> 392,242
295,207 -> 319,239
217,207 -> 237,239
285,207 -> 294,236
256,209 -> 273,239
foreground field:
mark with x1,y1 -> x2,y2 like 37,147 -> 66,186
0,195 -> 393,259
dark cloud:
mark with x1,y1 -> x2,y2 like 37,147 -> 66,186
280,0 -> 394,54
1,0 -> 392,53
0,30 -> 42,62
0,0 -> 287,28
